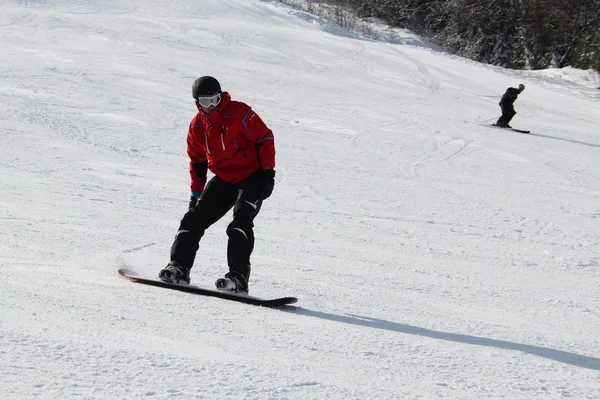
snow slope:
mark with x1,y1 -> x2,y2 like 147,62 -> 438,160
1,0 -> 599,398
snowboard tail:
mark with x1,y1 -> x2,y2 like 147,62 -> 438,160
118,269 -> 298,307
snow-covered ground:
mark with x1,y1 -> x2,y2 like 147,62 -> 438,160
1,0 -> 599,399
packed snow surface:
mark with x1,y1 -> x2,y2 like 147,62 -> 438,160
1,0 -> 599,399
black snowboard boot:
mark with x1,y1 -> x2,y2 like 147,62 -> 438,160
215,267 -> 250,294
158,262 -> 191,284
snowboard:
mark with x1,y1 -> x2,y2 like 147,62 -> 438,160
118,269 -> 298,307
490,124 -> 530,134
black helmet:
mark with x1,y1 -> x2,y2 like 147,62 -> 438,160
192,76 -> 221,98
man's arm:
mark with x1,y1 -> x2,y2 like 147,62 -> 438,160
187,123 -> 208,194
240,108 -> 275,170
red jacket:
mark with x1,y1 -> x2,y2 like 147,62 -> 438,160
186,92 -> 275,192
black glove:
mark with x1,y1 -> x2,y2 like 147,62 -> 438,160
259,170 -> 275,200
188,192 -> 201,211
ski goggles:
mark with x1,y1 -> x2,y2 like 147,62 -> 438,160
195,93 -> 222,107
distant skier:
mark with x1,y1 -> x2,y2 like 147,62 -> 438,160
158,76 -> 276,294
494,83 -> 525,128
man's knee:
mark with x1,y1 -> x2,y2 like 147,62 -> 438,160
179,209 -> 214,238
226,221 -> 254,240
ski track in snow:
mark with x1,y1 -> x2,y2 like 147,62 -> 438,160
1,0 -> 600,399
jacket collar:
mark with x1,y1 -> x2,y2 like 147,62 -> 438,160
199,91 -> 231,123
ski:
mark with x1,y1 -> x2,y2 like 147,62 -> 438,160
118,269 -> 298,307
509,128 -> 530,134
489,124 -> 530,134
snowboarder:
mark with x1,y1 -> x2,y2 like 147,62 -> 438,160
495,83 -> 525,128
158,76 -> 276,294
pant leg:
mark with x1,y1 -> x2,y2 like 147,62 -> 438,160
226,171 -> 264,277
170,176 -> 238,268
498,104 -> 516,126
505,106 -> 516,125
496,104 -> 506,125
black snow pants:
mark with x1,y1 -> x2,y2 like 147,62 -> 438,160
496,103 -> 516,127
170,170 -> 264,280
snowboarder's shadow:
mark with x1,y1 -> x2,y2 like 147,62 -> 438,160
288,307 -> 600,371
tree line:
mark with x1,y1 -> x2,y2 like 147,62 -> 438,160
279,0 -> 600,72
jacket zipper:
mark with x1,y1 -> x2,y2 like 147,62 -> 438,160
204,131 -> 211,155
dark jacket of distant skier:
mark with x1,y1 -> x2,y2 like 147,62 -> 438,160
496,84 -> 525,128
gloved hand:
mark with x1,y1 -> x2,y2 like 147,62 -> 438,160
259,170 -> 275,200
189,191 -> 202,211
